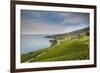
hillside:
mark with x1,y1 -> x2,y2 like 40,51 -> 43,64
21,27 -> 90,63
45,27 -> 89,39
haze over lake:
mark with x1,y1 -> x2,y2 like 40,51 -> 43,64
21,35 -> 52,54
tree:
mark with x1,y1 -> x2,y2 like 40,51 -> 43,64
49,39 -> 57,46
86,32 -> 89,36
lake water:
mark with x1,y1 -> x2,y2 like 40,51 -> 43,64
21,35 -> 51,54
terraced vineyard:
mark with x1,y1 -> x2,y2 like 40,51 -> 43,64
21,36 -> 89,63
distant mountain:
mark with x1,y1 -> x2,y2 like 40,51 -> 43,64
45,27 -> 89,39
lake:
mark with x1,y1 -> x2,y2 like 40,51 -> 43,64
21,35 -> 52,54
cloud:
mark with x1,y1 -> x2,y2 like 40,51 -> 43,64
21,20 -> 67,34
21,10 -> 89,34
58,12 -> 89,25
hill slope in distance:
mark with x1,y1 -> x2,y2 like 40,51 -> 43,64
21,27 -> 90,63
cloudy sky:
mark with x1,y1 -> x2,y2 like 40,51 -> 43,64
21,10 -> 89,34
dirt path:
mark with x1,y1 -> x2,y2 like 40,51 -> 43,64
25,52 -> 46,63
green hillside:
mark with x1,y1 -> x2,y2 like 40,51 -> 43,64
21,35 -> 89,63
45,27 -> 89,39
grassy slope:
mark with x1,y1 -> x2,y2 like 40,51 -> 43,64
21,36 -> 89,63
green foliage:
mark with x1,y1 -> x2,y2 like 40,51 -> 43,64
21,36 -> 89,63
86,32 -> 89,36
21,51 -> 42,62
49,39 -> 57,46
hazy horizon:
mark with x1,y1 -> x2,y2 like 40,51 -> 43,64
21,26 -> 89,35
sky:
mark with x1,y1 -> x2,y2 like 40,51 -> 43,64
21,10 -> 89,35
